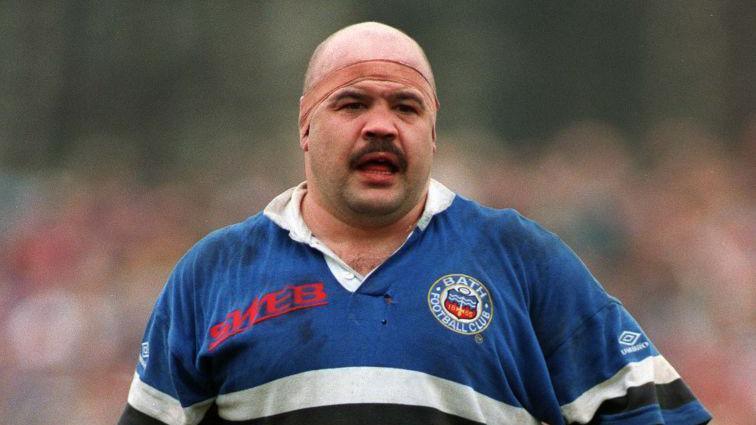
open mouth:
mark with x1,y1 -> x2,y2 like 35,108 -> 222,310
354,152 -> 401,174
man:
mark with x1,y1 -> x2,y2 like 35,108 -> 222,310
119,22 -> 711,425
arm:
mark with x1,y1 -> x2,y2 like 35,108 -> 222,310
118,249 -> 216,425
522,218 -> 711,424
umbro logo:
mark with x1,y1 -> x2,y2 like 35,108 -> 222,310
138,342 -> 149,368
619,331 -> 649,355
618,331 -> 641,346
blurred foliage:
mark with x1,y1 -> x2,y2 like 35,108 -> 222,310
2,1 -> 753,178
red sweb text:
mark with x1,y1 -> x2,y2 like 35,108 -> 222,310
208,282 -> 327,350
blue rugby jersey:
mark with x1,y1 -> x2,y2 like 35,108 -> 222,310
120,180 -> 711,425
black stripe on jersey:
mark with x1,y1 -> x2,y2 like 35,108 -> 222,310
225,403 -> 486,425
118,403 -> 225,425
575,379 -> 697,424
117,404 -> 171,425
119,403 -> 486,425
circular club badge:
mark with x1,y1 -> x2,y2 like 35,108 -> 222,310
427,274 -> 493,335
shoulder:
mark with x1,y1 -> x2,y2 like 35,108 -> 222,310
184,212 -> 280,264
438,195 -> 606,302
440,195 -> 562,254
162,212 -> 283,291
151,212 -> 287,318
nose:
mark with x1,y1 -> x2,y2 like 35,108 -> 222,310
361,105 -> 397,142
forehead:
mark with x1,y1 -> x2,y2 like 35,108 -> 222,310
330,80 -> 425,99
301,59 -> 438,117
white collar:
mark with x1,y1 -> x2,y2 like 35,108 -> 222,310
262,179 -> 455,291
263,178 -> 455,243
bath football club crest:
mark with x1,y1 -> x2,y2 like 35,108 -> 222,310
427,274 -> 493,335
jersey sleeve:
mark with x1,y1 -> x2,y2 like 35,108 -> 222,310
523,219 -> 712,424
122,251 -> 216,425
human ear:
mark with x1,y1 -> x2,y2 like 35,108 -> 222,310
300,127 -> 310,151
431,124 -> 437,153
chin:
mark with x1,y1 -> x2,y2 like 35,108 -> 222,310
348,199 -> 403,217
344,191 -> 407,218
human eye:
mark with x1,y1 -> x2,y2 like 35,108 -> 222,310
341,102 -> 366,110
396,103 -> 420,115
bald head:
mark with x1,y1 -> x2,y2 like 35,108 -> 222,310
303,22 -> 435,94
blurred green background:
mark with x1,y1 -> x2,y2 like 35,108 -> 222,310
1,1 -> 753,424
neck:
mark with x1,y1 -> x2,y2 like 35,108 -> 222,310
301,190 -> 426,245
300,187 -> 427,275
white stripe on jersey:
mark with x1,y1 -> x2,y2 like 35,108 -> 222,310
560,355 -> 681,423
127,372 -> 214,425
215,366 -> 540,423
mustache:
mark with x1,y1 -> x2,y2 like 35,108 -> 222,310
348,140 -> 408,172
